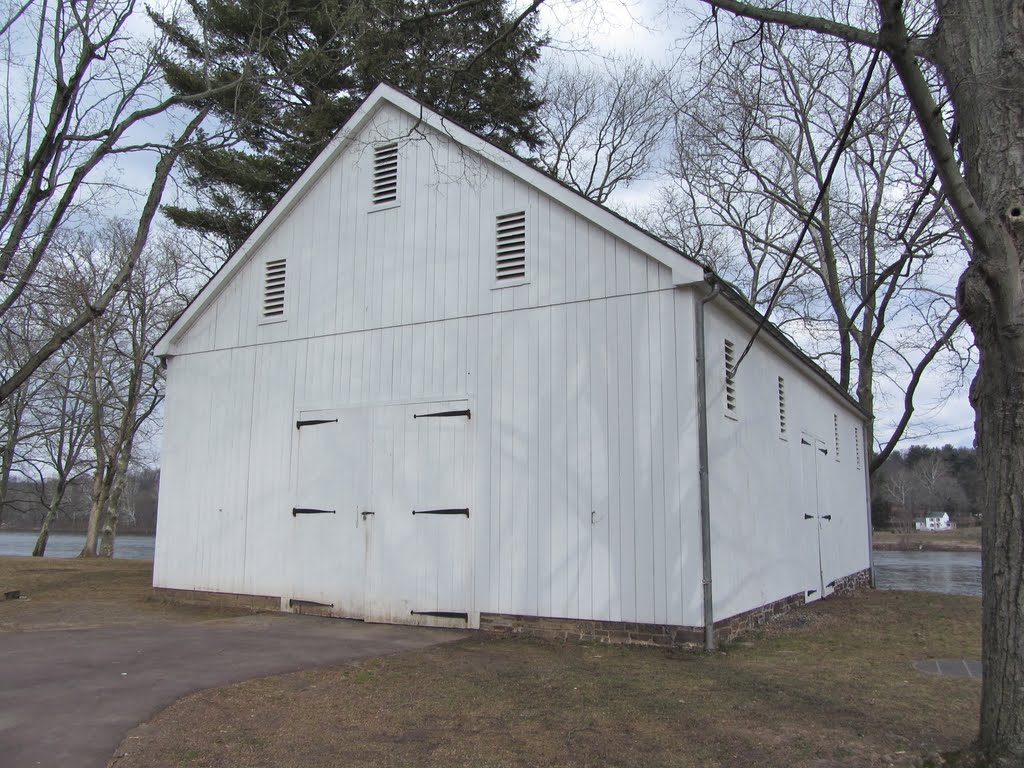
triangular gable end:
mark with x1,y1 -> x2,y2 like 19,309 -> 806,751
155,83 -> 705,357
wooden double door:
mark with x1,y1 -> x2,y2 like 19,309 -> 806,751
800,432 -> 839,602
289,400 -> 472,626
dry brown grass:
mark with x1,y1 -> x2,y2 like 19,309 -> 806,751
873,529 -> 982,552
0,556 -> 243,631
110,590 -> 981,768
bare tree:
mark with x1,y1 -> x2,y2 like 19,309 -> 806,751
642,21 -> 969,471
74,230 -> 182,557
534,56 -> 673,204
20,348 -> 92,556
673,0 -> 1024,760
0,0 -> 224,404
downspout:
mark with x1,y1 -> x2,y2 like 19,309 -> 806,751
694,277 -> 720,651
861,421 -> 875,588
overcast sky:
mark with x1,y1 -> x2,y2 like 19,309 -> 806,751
534,0 -> 977,451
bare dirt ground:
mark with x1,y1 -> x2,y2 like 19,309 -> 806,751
108,589 -> 981,768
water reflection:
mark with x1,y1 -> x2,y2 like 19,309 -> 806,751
0,531 -> 155,560
872,550 -> 981,597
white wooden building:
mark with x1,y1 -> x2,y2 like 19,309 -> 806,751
153,84 -> 872,647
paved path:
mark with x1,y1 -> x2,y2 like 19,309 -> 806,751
0,614 -> 462,768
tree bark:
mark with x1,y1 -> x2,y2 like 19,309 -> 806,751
98,433 -> 135,558
80,462 -> 112,558
929,0 -> 1024,760
32,478 -> 67,557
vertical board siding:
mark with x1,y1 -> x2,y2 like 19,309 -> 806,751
158,289 -> 706,626
154,103 -> 780,628
705,303 -> 871,621
169,104 -> 677,359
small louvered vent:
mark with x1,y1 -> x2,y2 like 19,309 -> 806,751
833,414 -> 840,461
495,211 -> 526,282
778,376 -> 787,437
724,340 -> 737,413
372,143 -> 399,205
263,258 -> 286,319
855,427 -> 863,469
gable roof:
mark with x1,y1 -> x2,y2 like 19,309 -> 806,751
154,82 -> 704,356
152,82 -> 869,422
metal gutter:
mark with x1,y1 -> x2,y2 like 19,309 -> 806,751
694,280 -> 721,651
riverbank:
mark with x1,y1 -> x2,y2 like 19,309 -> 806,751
873,529 -> 982,552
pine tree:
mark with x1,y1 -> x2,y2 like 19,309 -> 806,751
152,0 -> 544,251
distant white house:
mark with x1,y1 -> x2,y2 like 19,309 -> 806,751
915,512 -> 952,531
151,83 -> 873,649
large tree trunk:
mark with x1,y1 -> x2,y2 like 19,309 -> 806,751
98,434 -> 135,558
32,478 -> 67,557
80,462 -> 112,558
971,362 -> 1024,762
933,0 -> 1024,761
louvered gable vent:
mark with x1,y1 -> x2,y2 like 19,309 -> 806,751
724,339 -> 737,414
262,258 -> 287,319
496,211 -> 527,282
372,143 -> 399,205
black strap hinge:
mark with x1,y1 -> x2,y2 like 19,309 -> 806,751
410,610 -> 468,621
297,418 -> 338,429
826,580 -> 836,588
413,409 -> 471,420
804,514 -> 814,520
822,514 -> 832,521
801,438 -> 811,446
292,508 -> 336,516
413,508 -> 470,517
819,447 -> 828,455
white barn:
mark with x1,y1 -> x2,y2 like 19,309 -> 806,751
153,84 -> 872,648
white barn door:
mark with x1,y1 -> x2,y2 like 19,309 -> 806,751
363,400 -> 473,627
799,433 -> 837,602
290,408 -> 370,616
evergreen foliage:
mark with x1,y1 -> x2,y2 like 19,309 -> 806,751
151,0 -> 545,251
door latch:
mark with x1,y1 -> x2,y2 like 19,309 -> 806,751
361,510 -> 375,520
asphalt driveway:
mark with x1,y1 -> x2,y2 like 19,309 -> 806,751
0,613 -> 461,768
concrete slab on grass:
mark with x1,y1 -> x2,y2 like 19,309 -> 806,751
913,658 -> 982,679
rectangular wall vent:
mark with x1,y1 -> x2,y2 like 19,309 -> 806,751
262,258 -> 286,319
833,414 -> 840,461
724,339 -> 737,413
855,427 -> 863,469
778,376 -> 787,437
372,142 -> 399,205
495,211 -> 526,282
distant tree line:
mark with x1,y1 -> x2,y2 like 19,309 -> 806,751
0,470 -> 159,535
871,445 -> 978,530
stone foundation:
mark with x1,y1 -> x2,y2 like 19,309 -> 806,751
832,568 -> 872,596
152,587 -> 279,613
156,568 -> 875,645
481,569 -> 873,648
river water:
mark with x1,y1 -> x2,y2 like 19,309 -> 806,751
0,531 -> 155,560
872,549 -> 982,597
0,533 -> 983,596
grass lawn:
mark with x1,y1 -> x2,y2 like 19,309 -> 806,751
109,589 -> 982,768
0,556 -> 242,631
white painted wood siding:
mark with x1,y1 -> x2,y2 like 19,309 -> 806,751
165,105 -> 684,359
154,101 -> 868,632
155,289 -> 706,627
703,301 -> 871,621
